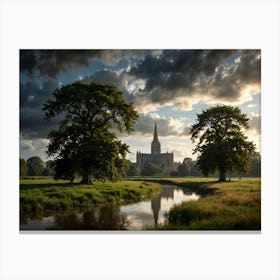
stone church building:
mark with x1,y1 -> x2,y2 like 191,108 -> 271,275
136,123 -> 174,174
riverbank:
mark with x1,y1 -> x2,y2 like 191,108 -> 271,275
146,177 -> 261,230
20,177 -> 161,215
20,177 -> 261,230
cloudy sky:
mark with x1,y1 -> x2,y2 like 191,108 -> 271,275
20,50 -> 261,163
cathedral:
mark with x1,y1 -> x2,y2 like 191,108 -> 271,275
136,123 -> 174,174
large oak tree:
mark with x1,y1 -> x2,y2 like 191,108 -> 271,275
43,81 -> 138,184
190,105 -> 256,182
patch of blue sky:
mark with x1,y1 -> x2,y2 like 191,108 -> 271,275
56,59 -> 105,84
222,52 -> 241,67
191,101 -> 212,112
156,105 -> 191,119
20,73 -> 29,84
156,101 -> 210,121
128,56 -> 142,68
109,58 -> 129,71
20,70 -> 46,86
239,92 -> 261,115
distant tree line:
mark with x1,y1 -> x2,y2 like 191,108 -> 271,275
172,153 -> 260,178
20,157 -> 55,177
20,152 -> 261,178
124,152 -> 261,178
171,157 -> 202,177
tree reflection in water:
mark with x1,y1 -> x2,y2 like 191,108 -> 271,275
20,185 -> 200,230
48,205 -> 129,230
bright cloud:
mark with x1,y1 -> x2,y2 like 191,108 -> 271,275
20,50 -> 261,162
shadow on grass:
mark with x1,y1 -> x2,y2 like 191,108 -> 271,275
20,182 -> 80,190
176,181 -> 219,196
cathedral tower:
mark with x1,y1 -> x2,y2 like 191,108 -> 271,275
137,123 -> 174,174
151,123 -> 161,154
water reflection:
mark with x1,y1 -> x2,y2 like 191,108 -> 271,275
152,186 -> 175,225
151,195 -> 161,225
20,185 -> 200,230
50,206 -> 129,230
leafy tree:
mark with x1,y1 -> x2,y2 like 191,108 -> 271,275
183,157 -> 192,165
176,157 -> 201,177
41,160 -> 55,176
170,170 -> 179,176
20,158 -> 28,176
52,157 -> 76,182
43,81 -> 138,184
27,156 -> 45,176
248,152 -> 261,177
190,160 -> 202,176
160,162 -> 167,176
141,162 -> 163,176
126,163 -> 139,177
190,105 -> 256,182
177,162 -> 191,176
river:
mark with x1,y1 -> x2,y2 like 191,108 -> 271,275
20,184 -> 200,230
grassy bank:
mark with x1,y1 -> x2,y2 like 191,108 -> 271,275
149,177 -> 261,230
20,177 -> 161,215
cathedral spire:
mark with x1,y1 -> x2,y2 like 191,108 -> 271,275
151,122 -> 161,154
153,122 -> 159,141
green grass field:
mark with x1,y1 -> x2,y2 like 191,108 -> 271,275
20,177 -> 161,214
146,177 -> 261,230
20,176 -> 261,230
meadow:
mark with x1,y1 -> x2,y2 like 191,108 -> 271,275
20,177 -> 261,230
146,177 -> 261,230
20,177 -> 161,215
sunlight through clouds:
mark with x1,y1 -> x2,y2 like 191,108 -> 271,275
20,50 -> 261,162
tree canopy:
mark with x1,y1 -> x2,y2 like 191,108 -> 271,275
43,81 -> 138,184
190,105 -> 256,182
27,156 -> 45,176
126,162 -> 139,177
141,162 -> 163,176
41,160 -> 55,176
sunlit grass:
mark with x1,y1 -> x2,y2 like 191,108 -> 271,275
20,176 -> 261,230
20,178 -> 161,214
146,177 -> 261,230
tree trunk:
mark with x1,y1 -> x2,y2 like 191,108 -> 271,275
218,168 -> 226,182
80,168 -> 93,184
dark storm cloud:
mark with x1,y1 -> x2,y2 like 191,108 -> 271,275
20,78 -> 61,139
129,50 -> 261,108
20,50 -> 146,78
130,50 -> 236,84
83,69 -> 134,102
20,50 -> 37,74
83,69 -> 121,85
20,50 -> 104,77
210,50 -> 261,100
38,50 -> 95,77
20,108 -> 59,139
20,67 -> 133,140
234,50 -> 261,85
20,49 -> 261,143
20,78 -> 59,108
